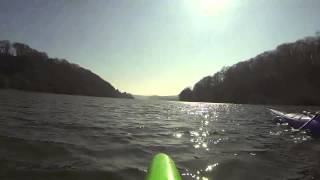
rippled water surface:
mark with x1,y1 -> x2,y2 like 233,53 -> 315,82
0,90 -> 320,180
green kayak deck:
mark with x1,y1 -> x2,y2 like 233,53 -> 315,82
146,153 -> 182,180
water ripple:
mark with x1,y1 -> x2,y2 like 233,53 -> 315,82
0,90 -> 319,180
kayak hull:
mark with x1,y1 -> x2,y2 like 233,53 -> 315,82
269,109 -> 320,137
146,153 -> 182,180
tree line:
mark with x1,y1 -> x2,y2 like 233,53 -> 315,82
0,40 -> 133,99
179,36 -> 320,105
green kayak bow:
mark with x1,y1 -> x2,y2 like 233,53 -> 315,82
146,153 -> 182,180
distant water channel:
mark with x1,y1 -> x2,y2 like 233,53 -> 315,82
0,90 -> 319,180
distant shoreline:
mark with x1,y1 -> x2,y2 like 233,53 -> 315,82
0,88 -> 135,100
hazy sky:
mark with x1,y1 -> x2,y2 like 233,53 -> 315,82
1,0 -> 320,95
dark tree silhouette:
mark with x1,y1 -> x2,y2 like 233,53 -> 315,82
179,36 -> 320,105
0,41 -> 133,99
179,87 -> 193,101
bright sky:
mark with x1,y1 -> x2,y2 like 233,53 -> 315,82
1,0 -> 320,95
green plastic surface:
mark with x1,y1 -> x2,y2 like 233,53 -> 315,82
146,153 -> 182,180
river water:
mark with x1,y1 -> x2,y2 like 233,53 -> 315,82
0,90 -> 319,180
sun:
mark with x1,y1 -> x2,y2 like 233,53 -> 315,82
193,0 -> 230,16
